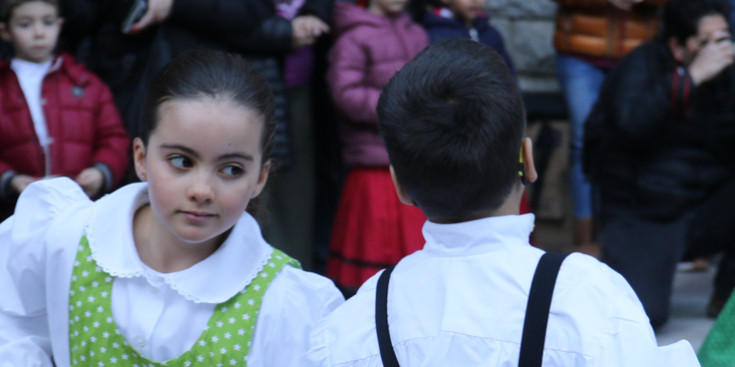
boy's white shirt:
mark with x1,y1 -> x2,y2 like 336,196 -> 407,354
10,58 -> 54,175
0,178 -> 344,367
306,214 -> 702,366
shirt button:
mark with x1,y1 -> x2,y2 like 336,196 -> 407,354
134,335 -> 146,348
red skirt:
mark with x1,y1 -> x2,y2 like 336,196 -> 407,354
327,167 -> 426,293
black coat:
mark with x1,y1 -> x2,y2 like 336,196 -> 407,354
583,40 -> 735,221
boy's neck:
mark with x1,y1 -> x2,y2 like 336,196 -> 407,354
428,185 -> 525,224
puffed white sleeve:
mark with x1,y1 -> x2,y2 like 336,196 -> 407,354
0,178 -> 90,367
564,255 -> 702,367
246,266 -> 345,367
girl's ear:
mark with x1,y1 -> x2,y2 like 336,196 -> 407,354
132,138 -> 148,182
251,160 -> 271,198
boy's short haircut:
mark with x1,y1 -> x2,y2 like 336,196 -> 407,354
662,0 -> 731,45
0,0 -> 58,22
377,39 -> 525,220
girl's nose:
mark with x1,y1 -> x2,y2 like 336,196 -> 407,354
187,175 -> 214,204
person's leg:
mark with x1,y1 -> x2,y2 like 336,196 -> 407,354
556,54 -> 607,248
687,178 -> 735,316
600,201 -> 692,328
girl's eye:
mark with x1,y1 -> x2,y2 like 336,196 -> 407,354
168,156 -> 192,169
221,165 -> 244,177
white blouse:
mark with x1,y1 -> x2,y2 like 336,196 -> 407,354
306,214 -> 701,367
0,178 -> 344,367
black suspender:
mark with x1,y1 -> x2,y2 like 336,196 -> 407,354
375,252 -> 569,367
376,265 -> 399,367
518,252 -> 569,367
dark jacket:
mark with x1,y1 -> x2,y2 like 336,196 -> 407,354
0,53 -> 130,219
583,40 -> 735,220
233,0 -> 334,168
421,9 -> 515,75
63,0 -> 278,138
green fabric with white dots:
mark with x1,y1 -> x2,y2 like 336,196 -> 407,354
68,235 -> 299,366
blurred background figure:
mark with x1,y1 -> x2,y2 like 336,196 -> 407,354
325,0 -> 428,297
552,0 -> 669,258
418,0 -> 515,75
0,0 -> 129,222
239,0 -> 333,270
583,0 -> 735,328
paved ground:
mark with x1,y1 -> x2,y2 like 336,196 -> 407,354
656,265 -> 716,351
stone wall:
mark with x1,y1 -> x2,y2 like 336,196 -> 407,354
487,0 -> 559,92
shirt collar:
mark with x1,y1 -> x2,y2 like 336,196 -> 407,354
85,183 -> 273,304
422,214 -> 535,256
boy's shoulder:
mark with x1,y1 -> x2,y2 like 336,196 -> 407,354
307,252 -> 655,366
312,251 -> 651,340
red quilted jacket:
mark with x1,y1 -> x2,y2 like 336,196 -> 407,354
0,53 -> 129,217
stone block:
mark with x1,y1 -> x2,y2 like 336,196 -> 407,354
487,0 -> 558,19
507,20 -> 556,75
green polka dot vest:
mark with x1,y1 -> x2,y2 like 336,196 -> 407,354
68,236 -> 299,366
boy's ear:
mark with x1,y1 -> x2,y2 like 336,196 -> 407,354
520,137 -> 538,185
389,165 -> 414,206
0,23 -> 10,42
132,138 -> 148,182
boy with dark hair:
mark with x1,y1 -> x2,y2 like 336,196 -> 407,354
584,0 -> 735,326
0,0 -> 129,221
305,39 -> 700,366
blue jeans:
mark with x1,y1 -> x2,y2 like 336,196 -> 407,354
555,54 -> 609,219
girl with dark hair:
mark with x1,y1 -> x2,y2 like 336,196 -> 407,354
0,50 -> 344,366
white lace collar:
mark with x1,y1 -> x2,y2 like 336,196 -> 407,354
85,183 -> 273,304
422,214 -> 536,256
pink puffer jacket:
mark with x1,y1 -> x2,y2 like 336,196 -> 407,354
327,1 -> 428,167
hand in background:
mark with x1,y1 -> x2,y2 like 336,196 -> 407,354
292,15 -> 330,49
689,32 -> 735,86
75,168 -> 104,199
10,175 -> 37,194
608,0 -> 643,11
128,0 -> 174,34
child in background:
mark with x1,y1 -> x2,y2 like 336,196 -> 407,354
0,0 -> 129,221
305,39 -> 700,366
0,50 -> 343,366
420,0 -> 515,74
326,0 -> 428,296
239,0 -> 332,269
